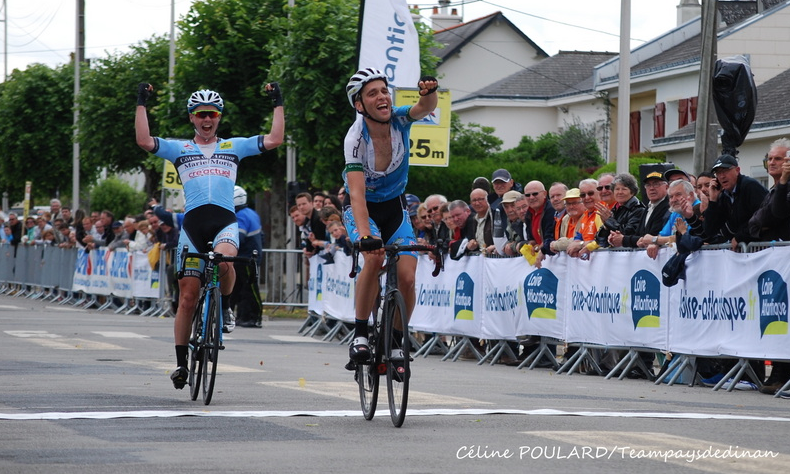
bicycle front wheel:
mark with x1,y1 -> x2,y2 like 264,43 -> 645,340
385,290 -> 410,427
201,287 -> 222,405
357,346 -> 381,420
188,295 -> 205,401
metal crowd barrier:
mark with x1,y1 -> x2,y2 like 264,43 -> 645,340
0,244 -> 307,313
259,248 -> 307,309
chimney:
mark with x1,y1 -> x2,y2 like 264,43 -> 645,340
676,0 -> 701,26
430,1 -> 463,31
411,5 -> 421,26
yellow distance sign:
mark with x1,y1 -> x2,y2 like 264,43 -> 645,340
163,160 -> 183,190
394,88 -> 451,167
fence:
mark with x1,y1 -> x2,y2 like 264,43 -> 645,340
0,244 -> 308,313
303,241 -> 790,394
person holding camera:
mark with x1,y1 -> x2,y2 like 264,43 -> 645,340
703,153 -> 767,250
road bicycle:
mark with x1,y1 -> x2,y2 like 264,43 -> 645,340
346,241 -> 444,427
178,243 -> 258,405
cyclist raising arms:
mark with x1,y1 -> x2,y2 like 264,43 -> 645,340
342,68 -> 438,364
135,82 -> 284,389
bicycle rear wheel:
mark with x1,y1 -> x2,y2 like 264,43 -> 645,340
385,290 -> 410,427
201,287 -> 222,405
188,295 -> 205,401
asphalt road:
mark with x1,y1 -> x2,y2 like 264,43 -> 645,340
0,294 -> 788,473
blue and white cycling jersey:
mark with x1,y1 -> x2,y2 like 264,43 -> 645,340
151,136 -> 266,214
342,105 -> 415,203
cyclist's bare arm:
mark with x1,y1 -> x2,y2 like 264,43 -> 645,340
408,77 -> 439,121
346,170 -> 384,255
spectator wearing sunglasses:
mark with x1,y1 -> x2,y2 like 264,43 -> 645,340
566,179 -> 603,258
597,173 -> 616,210
423,194 -> 450,246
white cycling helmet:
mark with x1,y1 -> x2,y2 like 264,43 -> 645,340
346,68 -> 388,108
233,186 -> 247,207
187,89 -> 224,112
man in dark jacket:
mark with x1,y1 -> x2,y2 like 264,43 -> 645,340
448,200 -> 478,260
609,171 -> 671,257
704,154 -> 768,250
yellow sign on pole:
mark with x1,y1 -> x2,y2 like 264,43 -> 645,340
23,181 -> 32,218
162,160 -> 183,190
395,88 -> 451,167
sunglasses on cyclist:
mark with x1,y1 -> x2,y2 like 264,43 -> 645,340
191,110 -> 222,119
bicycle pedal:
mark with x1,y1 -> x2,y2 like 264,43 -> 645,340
219,344 -> 225,350
345,360 -> 357,371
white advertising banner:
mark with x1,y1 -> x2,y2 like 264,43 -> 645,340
358,0 -> 420,90
89,247 -> 111,296
564,249 -> 669,350
72,248 -> 92,293
480,256 -> 528,341
667,246 -> 790,359
307,255 -> 323,316
321,252 -> 357,322
107,249 -> 133,299
411,255 -> 484,337
131,251 -> 160,299
515,253 -> 568,340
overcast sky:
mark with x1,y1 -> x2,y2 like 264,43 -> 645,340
2,0 -> 681,76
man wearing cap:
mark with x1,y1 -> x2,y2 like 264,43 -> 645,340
469,188 -> 495,254
107,220 -> 130,252
703,154 -> 767,249
490,168 -> 520,211
497,190 -> 524,255
609,172 -> 670,251
549,188 -> 584,253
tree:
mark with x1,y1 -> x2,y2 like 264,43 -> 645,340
89,177 -> 148,218
556,119 -> 604,169
0,63 -> 94,206
78,36 -> 171,198
266,0 -> 441,191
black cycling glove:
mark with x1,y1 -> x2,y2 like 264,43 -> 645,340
137,83 -> 152,106
419,75 -> 438,96
265,82 -> 284,108
358,236 -> 383,252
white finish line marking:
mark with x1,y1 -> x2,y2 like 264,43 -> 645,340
1,409 -> 789,422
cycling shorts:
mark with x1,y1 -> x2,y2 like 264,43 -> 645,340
177,204 -> 238,279
342,194 -> 417,258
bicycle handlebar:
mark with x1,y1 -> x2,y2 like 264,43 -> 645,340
348,240 -> 445,279
177,243 -> 259,280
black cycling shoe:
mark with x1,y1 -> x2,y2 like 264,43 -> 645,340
349,337 -> 371,362
170,366 -> 188,390
390,349 -> 409,383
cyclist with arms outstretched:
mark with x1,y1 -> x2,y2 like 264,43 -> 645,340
342,68 -> 438,371
135,82 -> 284,389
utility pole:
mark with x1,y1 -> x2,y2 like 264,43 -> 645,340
615,0 -> 631,174
72,0 -> 85,212
693,0 -> 718,175
3,0 -> 7,81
